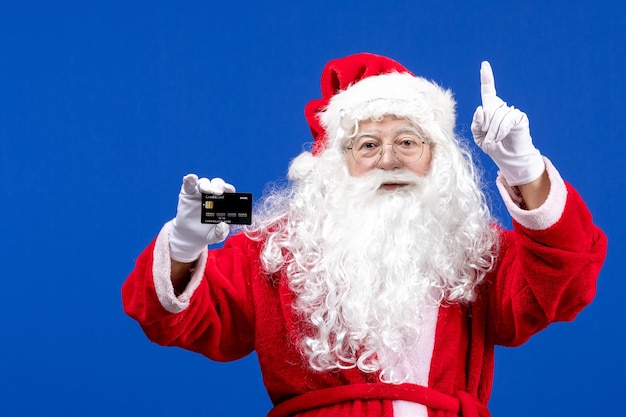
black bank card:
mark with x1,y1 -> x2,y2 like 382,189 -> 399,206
201,192 -> 253,225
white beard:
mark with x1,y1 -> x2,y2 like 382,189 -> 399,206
247,149 -> 498,382
290,169 -> 453,381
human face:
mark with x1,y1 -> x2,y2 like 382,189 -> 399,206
346,116 -> 432,187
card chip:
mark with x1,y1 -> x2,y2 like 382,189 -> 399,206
201,192 -> 253,225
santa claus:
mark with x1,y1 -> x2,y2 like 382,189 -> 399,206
123,53 -> 607,417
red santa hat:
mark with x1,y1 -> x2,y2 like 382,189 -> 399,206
305,53 -> 456,156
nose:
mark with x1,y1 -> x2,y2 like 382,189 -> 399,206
375,144 -> 402,170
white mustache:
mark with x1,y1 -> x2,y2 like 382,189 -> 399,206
351,169 -> 427,191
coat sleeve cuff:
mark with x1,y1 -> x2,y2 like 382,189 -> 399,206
152,220 -> 208,313
496,157 -> 568,231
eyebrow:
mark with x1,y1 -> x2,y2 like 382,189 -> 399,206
355,126 -> 422,139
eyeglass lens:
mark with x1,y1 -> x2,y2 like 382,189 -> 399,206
351,137 -> 427,165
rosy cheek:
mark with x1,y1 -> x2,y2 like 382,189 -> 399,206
407,159 -> 431,177
347,160 -> 367,177
417,154 -> 432,175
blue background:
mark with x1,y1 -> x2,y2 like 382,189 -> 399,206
1,1 -> 623,416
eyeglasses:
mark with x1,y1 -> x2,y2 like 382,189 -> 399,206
346,135 -> 432,166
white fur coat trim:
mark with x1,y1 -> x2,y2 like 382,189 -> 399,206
496,157 -> 567,231
152,220 -> 208,313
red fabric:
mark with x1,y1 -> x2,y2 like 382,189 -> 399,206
122,181 -> 607,417
304,53 -> 412,155
267,383 -> 489,417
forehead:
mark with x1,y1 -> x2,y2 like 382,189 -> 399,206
356,115 -> 419,135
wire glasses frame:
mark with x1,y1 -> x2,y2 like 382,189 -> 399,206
346,136 -> 433,166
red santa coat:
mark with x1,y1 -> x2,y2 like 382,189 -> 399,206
122,163 -> 607,417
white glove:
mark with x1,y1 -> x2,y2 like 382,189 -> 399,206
471,61 -> 545,186
169,174 -> 235,263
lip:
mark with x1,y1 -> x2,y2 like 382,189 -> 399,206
379,182 -> 409,191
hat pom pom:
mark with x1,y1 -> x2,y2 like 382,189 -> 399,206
288,151 -> 316,182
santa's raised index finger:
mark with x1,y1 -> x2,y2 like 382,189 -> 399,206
479,61 -> 497,104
